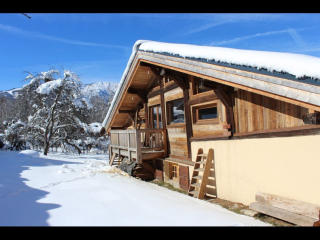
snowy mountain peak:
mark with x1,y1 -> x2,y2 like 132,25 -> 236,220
0,82 -> 119,101
81,81 -> 119,99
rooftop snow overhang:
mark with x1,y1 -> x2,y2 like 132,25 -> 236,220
101,41 -> 320,133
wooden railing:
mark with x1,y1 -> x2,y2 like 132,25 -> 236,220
110,129 -> 167,163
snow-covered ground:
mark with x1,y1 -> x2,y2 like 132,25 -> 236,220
0,150 -> 270,226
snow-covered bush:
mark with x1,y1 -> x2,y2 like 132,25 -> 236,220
3,119 -> 28,151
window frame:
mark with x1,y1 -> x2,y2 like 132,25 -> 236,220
166,98 -> 185,126
169,163 -> 179,181
149,104 -> 162,129
192,102 -> 219,125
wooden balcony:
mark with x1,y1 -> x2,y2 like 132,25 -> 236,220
109,129 -> 167,164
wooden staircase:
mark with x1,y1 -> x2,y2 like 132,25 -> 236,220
188,148 -> 216,199
109,152 -> 122,166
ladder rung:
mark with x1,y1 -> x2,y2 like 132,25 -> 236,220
195,161 -> 206,165
192,175 -> 203,180
194,168 -> 204,172
205,193 -> 216,198
206,185 -> 216,189
191,183 -> 200,188
197,154 -> 208,157
188,190 -> 199,196
208,177 -> 215,180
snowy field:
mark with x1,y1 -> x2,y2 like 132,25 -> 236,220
0,150 -> 270,226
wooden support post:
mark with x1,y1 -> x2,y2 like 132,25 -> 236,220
144,102 -> 148,129
170,72 -> 193,158
127,130 -> 131,161
136,130 -> 142,164
214,85 -> 235,135
159,76 -> 167,129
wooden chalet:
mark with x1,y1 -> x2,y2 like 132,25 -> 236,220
100,41 -> 320,226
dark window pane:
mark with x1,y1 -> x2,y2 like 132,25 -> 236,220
198,107 -> 217,120
152,107 -> 157,128
169,99 -> 185,124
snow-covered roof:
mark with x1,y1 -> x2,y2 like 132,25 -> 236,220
139,41 -> 320,81
102,40 -> 320,130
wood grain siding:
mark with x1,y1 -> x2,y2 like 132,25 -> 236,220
234,89 -> 308,134
179,165 -> 189,191
167,126 -> 188,157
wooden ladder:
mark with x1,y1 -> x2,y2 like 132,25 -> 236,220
188,148 -> 215,199
109,152 -> 122,166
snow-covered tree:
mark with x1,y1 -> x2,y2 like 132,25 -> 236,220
3,118 -> 27,150
23,69 -> 92,155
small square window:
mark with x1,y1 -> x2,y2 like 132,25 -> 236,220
198,107 -> 218,120
192,103 -> 219,124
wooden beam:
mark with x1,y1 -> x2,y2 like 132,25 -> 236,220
167,70 -> 188,90
118,110 -> 135,114
139,59 -> 320,112
188,91 -> 219,106
159,76 -> 167,130
214,85 -> 235,134
232,124 -> 320,139
127,87 -> 148,103
140,162 -> 156,174
144,102 -> 149,129
255,192 -> 320,220
250,202 -> 317,226
140,61 -> 162,79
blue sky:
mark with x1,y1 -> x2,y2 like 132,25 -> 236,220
1,13 -> 320,91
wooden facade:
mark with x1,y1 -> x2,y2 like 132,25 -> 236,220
102,46 -> 320,197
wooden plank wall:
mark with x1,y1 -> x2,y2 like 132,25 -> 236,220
191,100 -> 229,138
167,126 -> 188,157
234,89 -> 308,134
164,86 -> 188,158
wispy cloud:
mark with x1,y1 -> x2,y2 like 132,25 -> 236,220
209,29 -> 290,46
0,24 -> 129,50
180,14 -> 282,37
209,27 -> 310,47
286,27 -> 306,48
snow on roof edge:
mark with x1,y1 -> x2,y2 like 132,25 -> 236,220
139,41 -> 320,80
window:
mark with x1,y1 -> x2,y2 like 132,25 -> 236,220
150,105 -> 162,129
192,103 -> 218,124
170,163 -> 179,181
198,107 -> 218,120
166,98 -> 185,125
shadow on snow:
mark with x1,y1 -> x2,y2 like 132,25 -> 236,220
0,151 -> 82,226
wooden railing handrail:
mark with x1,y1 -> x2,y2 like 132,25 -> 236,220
110,129 -> 165,134
109,128 -> 167,164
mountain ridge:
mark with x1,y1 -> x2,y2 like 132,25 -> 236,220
0,81 -> 119,101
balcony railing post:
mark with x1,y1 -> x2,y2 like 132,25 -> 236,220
163,129 -> 168,157
136,129 -> 142,164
